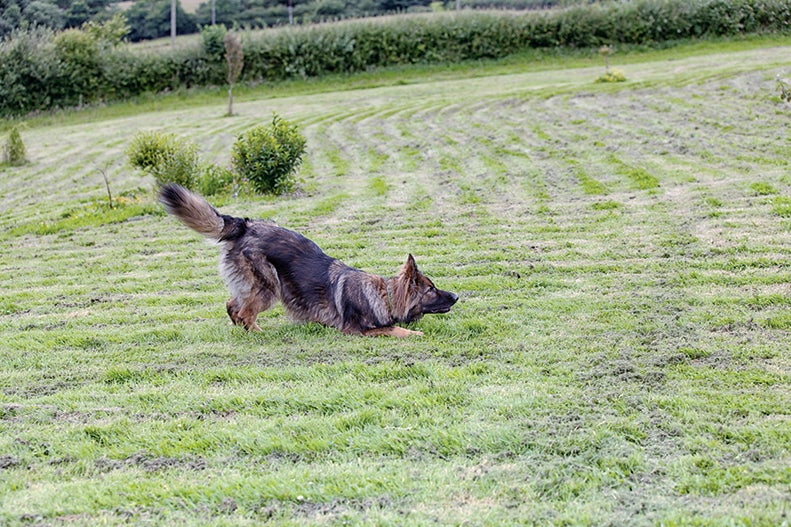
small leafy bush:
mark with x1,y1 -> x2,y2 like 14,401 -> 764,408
595,45 -> 626,83
596,68 -> 627,83
3,125 -> 27,166
126,131 -> 200,189
197,164 -> 237,196
773,196 -> 791,217
231,114 -> 306,194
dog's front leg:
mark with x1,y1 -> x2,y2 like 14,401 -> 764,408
362,326 -> 423,338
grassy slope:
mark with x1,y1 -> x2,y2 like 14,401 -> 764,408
1,38 -> 790,525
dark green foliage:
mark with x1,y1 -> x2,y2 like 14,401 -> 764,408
126,131 -> 200,189
0,29 -> 48,114
197,164 -> 237,196
201,23 -> 227,61
124,0 -> 197,42
193,0 -> 243,29
65,0 -> 92,28
2,0 -> 791,115
126,130 -> 237,195
0,0 -> 114,36
231,114 -> 307,194
23,0 -> 65,30
0,16 -> 129,114
82,14 -> 130,48
52,28 -> 101,105
3,125 -> 27,166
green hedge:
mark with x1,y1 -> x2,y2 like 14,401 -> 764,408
1,0 -> 790,116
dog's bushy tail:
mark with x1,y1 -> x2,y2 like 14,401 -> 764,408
158,184 -> 245,241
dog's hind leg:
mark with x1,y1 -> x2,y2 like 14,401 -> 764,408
225,250 -> 280,332
226,289 -> 277,332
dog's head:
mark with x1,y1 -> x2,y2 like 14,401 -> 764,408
390,254 -> 458,323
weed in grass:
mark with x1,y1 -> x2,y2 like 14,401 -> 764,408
591,200 -> 621,211
750,181 -> 778,195
771,196 -> 791,217
127,131 -> 200,189
608,155 -> 660,190
310,192 -> 350,217
369,176 -> 388,196
326,147 -> 350,177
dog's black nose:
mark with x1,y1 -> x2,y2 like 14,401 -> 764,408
449,292 -> 459,304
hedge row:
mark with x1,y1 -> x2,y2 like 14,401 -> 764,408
2,0 -> 790,116
243,0 -> 791,79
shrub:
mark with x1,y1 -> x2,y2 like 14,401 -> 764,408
52,28 -> 101,106
126,131 -> 200,189
201,24 -> 227,61
82,14 -> 130,49
231,114 -> 307,194
0,27 -> 61,115
596,68 -> 627,83
3,125 -> 27,166
197,164 -> 237,196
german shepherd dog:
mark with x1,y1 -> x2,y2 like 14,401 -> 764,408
158,184 -> 458,337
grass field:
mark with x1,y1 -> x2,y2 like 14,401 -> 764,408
1,38 -> 790,526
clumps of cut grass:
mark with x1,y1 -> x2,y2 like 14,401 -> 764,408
591,200 -> 621,211
762,312 -> 791,330
771,196 -> 791,217
369,176 -> 388,196
750,182 -> 778,195
8,193 -> 161,237
574,167 -> 608,195
310,192 -> 349,217
609,156 -> 660,190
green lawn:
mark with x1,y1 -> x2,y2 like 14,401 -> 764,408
1,38 -> 790,526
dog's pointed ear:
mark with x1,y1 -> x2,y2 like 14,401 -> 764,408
403,254 -> 418,282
